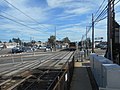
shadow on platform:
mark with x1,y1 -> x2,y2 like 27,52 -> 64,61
70,62 -> 98,90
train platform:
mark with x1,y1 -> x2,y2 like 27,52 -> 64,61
70,60 -> 93,90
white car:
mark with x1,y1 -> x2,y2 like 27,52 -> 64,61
39,46 -> 51,51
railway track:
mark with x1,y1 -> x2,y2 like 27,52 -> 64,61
12,51 -> 73,90
0,51 -> 75,90
0,51 -> 65,77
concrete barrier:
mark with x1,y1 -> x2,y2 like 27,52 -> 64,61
90,54 -> 120,89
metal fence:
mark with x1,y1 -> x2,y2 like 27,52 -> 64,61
53,54 -> 74,90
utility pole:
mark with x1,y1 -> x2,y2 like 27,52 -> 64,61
107,0 -> 114,61
86,26 -> 87,50
92,14 -> 94,53
81,35 -> 84,50
55,26 -> 56,51
86,27 -> 88,57
30,37 -> 32,42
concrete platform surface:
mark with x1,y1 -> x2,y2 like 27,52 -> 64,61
70,61 -> 92,90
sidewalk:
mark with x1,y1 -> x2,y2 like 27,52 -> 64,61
70,61 -> 92,90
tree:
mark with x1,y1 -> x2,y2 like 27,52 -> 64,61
12,38 -> 22,45
62,37 -> 70,43
38,41 -> 41,43
31,40 -> 36,44
48,35 -> 55,47
0,41 -> 2,43
9,39 -> 12,43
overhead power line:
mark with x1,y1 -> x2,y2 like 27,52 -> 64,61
114,0 -> 120,5
0,14 -> 52,35
94,0 -> 115,23
83,0 -> 113,40
84,0 -> 120,41
0,10 -> 54,36
94,0 -> 106,18
94,0 -> 120,23
84,0 -> 108,39
3,0 -> 51,30
0,10 -> 24,23
0,14 -> 35,30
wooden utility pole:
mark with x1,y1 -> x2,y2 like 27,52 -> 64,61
86,26 -> 89,56
81,35 -> 84,50
55,26 -> 56,51
107,0 -> 114,60
86,27 -> 87,49
92,14 -> 94,53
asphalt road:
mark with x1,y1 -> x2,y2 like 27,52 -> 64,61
94,48 -> 106,56
0,52 -> 53,64
0,48 -> 11,55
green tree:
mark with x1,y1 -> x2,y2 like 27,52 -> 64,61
62,37 -> 70,43
48,35 -> 55,47
9,39 -> 12,43
12,38 -> 22,45
31,40 -> 36,44
38,41 -> 41,43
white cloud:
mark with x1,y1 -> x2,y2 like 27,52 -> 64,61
64,7 -> 91,15
56,24 -> 86,41
0,0 -> 115,42
1,0 -> 48,22
47,0 -> 73,8
0,0 -> 53,41
7,0 -> 27,7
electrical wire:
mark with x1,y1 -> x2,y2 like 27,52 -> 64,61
114,0 -> 120,5
0,14 -> 52,35
94,0 -> 106,18
0,11 -> 60,41
0,14 -> 36,30
0,12 -> 60,41
83,0 -> 111,39
3,0 -> 51,31
0,10 -> 25,23
94,0 -> 116,23
83,0 -> 118,41
94,0 -> 117,23
0,9 -> 51,31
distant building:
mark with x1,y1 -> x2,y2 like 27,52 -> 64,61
0,42 -> 18,48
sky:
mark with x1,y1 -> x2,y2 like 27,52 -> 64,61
0,0 -> 120,42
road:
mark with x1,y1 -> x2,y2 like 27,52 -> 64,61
94,48 -> 106,56
0,53 -> 52,64
0,48 -> 11,55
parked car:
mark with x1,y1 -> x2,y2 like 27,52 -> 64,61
46,46 -> 52,51
12,46 -> 24,53
38,46 -> 51,52
100,45 -> 107,50
24,47 -> 33,52
0,45 -> 3,50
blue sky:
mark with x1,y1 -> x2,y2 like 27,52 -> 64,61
0,0 -> 120,42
